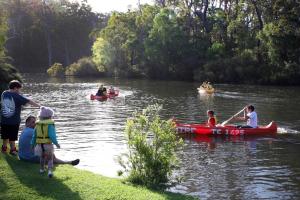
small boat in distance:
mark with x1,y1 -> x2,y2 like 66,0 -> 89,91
175,121 -> 277,136
90,90 -> 119,100
198,81 -> 215,94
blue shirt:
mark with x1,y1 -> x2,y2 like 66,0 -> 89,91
18,127 -> 39,162
1,91 -> 29,125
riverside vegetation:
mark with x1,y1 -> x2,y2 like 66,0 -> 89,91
118,104 -> 183,189
0,0 -> 299,85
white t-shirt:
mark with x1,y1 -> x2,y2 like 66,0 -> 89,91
247,111 -> 258,128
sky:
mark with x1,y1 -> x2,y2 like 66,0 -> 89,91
82,0 -> 153,13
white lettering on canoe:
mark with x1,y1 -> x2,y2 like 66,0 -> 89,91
176,127 -> 196,133
212,129 -> 222,134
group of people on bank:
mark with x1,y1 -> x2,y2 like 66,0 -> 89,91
1,80 -> 79,178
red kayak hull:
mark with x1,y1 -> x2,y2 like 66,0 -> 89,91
90,90 -> 119,100
175,121 -> 277,136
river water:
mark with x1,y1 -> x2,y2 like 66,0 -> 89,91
20,74 -> 300,199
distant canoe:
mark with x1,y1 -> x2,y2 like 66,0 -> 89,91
198,86 -> 215,94
90,90 -> 119,100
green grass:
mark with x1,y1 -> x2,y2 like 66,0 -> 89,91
0,153 -> 197,200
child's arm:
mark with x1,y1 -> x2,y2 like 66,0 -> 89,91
30,129 -> 37,147
48,125 -> 60,148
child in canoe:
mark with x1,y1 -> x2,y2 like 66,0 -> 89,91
207,110 -> 217,127
108,86 -> 115,95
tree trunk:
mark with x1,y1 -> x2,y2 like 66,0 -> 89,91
45,28 -> 52,67
203,0 -> 209,33
64,41 -> 70,66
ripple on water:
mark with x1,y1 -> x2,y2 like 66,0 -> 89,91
19,75 -> 300,199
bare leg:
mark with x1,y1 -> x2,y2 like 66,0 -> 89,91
53,154 -> 71,164
40,155 -> 45,172
9,141 -> 16,150
47,153 -> 54,170
47,153 -> 54,178
2,139 -> 8,148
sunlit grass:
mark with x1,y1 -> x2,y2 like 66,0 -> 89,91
0,142 -> 197,200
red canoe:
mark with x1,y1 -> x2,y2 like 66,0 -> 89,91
175,121 -> 277,136
90,90 -> 119,100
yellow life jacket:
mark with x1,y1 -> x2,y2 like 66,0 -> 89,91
35,119 -> 55,144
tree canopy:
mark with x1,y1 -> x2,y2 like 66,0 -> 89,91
1,0 -> 300,84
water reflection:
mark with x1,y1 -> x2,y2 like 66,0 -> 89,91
19,74 -> 300,199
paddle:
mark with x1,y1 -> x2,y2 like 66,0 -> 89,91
221,107 -> 245,126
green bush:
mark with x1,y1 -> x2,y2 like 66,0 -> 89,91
0,60 -> 21,93
47,63 -> 65,77
193,54 -> 262,84
65,57 -> 99,76
118,104 -> 183,189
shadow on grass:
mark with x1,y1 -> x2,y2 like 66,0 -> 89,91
120,180 -> 197,200
0,177 -> 8,192
5,155 -> 82,200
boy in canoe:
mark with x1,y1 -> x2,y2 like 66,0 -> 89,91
234,105 -> 258,128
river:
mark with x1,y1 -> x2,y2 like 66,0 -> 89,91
19,74 -> 300,199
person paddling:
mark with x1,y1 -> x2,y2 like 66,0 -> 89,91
96,85 -> 107,96
233,105 -> 258,128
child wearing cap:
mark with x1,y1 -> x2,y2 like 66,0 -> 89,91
31,106 -> 60,178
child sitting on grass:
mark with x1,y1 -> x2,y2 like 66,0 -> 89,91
31,106 -> 60,178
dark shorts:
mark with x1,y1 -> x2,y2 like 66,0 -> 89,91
0,124 -> 20,141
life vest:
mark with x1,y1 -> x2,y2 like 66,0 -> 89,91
208,116 -> 217,126
35,119 -> 55,144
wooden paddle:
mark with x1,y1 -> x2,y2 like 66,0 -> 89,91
221,107 -> 245,126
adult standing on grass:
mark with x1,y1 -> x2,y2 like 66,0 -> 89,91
1,80 -> 40,155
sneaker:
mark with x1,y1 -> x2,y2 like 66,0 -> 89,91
1,145 -> 7,153
39,169 -> 45,174
71,159 -> 80,166
9,147 -> 18,156
48,170 -> 53,178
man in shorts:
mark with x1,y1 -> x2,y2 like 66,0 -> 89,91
1,80 -> 40,155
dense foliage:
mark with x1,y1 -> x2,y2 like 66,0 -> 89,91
47,62 -> 65,77
2,0 -> 107,72
1,0 -> 299,84
119,104 -> 183,189
92,0 -> 300,84
0,0 -> 21,93
65,57 -> 99,76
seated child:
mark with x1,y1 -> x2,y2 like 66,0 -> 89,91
207,110 -> 217,127
31,106 -> 60,178
109,86 -> 115,95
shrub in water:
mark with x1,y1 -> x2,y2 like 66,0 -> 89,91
65,57 -> 99,76
118,104 -> 183,189
47,63 -> 65,77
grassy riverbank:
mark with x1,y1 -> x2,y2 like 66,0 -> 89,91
0,153 -> 196,200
